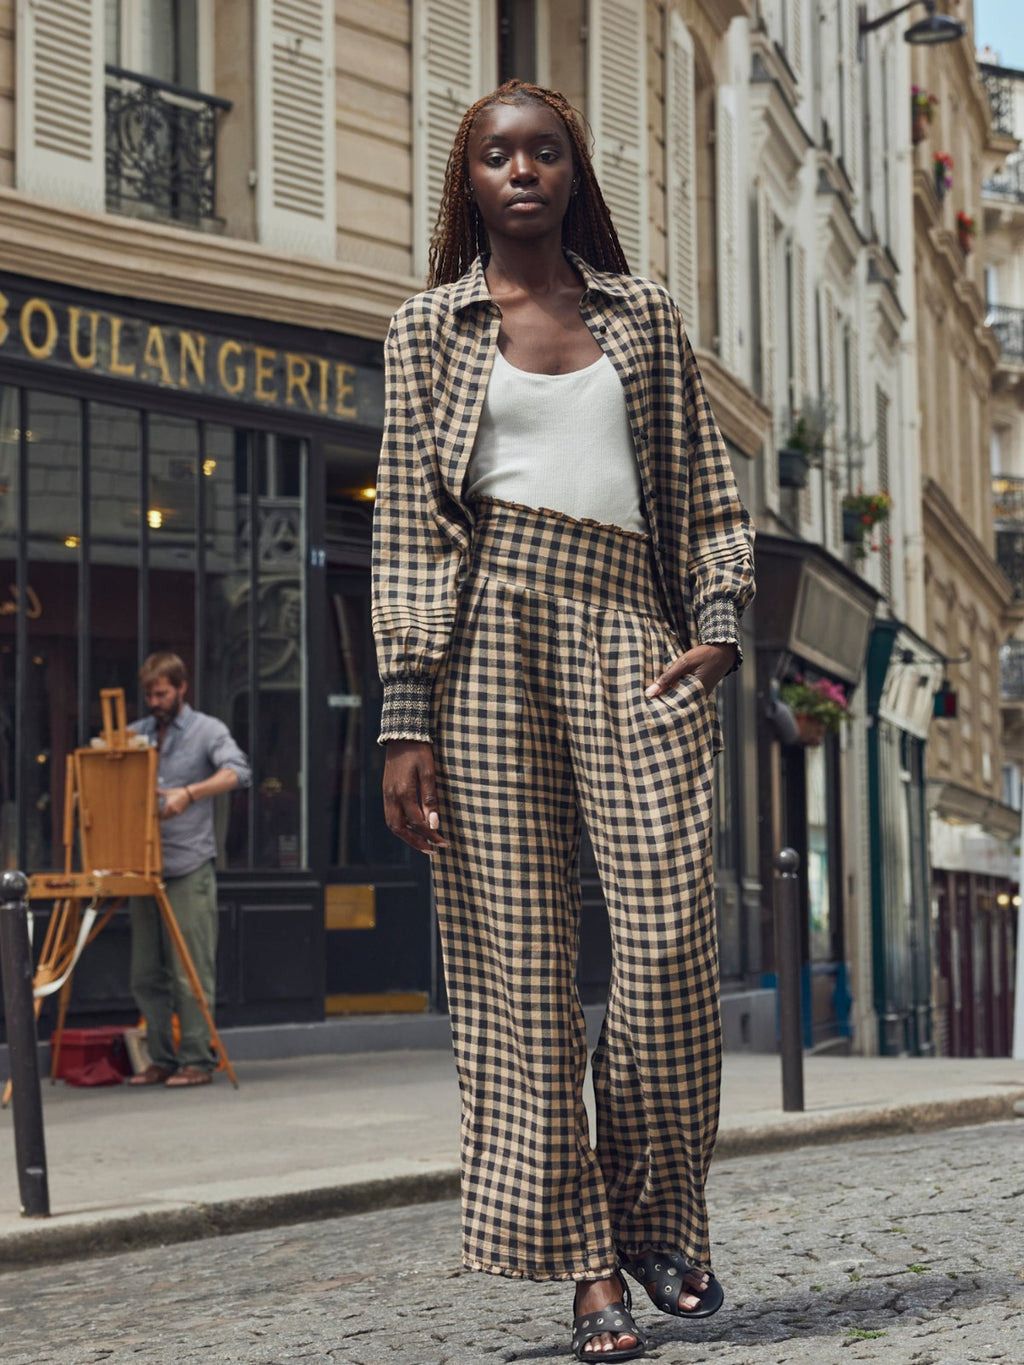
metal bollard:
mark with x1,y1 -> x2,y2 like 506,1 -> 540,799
773,848 -> 804,1113
0,870 -> 50,1217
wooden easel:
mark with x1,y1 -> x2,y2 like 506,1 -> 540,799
3,688 -> 237,1101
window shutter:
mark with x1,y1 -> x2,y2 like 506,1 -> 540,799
413,0 -> 491,281
876,386 -> 892,599
758,190 -> 778,502
588,0 -> 648,274
255,0 -> 336,259
794,243 -> 808,402
716,85 -> 739,371
665,14 -> 697,340
844,1 -> 859,189
795,244 -> 812,525
790,0 -> 804,79
15,0 -> 104,209
666,14 -> 699,339
822,292 -> 838,544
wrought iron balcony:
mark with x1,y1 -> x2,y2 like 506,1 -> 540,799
987,304 -> 1024,365
105,65 -> 232,226
993,474 -> 1024,526
979,63 -> 1019,138
983,154 -> 1024,205
994,476 -> 1024,601
1000,638 -> 1024,701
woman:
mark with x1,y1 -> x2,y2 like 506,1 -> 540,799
372,80 -> 754,1361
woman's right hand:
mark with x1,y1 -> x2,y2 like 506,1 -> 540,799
382,740 -> 448,855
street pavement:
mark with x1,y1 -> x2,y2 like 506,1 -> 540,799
0,1119 -> 1020,1364
0,1045 -> 1022,1275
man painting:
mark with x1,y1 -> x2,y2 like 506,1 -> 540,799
127,652 -> 251,1088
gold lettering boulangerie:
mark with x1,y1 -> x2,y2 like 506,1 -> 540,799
0,284 -> 374,423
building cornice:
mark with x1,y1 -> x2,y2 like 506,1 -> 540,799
680,0 -> 753,43
926,779 -> 1020,838
694,348 -> 771,458
746,33 -> 812,199
865,244 -> 905,353
912,171 -> 1000,370
816,154 -> 865,289
922,478 -> 1012,612
0,188 -> 418,341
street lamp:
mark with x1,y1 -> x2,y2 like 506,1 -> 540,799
857,1 -> 966,60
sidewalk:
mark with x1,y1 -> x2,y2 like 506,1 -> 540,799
0,1045 -> 1022,1271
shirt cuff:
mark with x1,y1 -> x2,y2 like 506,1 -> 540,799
697,600 -> 743,671
378,676 -> 433,745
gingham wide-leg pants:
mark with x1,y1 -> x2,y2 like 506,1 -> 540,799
432,498 -> 720,1282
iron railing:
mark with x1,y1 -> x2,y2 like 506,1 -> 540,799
979,62 -> 1019,138
994,476 -> 1024,602
105,65 -> 232,225
1000,638 -> 1024,700
987,303 -> 1024,365
993,475 -> 1024,526
983,154 -> 1024,205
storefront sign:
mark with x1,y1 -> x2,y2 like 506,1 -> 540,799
0,280 -> 383,426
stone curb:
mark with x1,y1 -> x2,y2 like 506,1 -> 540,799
714,1089 -> 1024,1158
1,1092 -> 1020,1274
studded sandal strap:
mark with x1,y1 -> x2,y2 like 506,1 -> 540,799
571,1299 -> 645,1361
621,1249 -> 723,1318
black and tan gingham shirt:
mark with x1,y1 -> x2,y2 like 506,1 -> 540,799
372,251 -> 755,743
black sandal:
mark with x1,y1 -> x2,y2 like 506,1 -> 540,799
571,1279 -> 646,1361
619,1249 -> 724,1319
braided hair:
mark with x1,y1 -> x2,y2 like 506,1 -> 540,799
427,79 -> 629,288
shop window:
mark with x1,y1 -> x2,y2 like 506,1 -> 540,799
208,428 -> 307,871
323,436 -> 387,870
0,388 -> 309,876
326,573 -> 388,869
0,386 -> 20,869
806,744 -> 832,963
89,403 -> 142,742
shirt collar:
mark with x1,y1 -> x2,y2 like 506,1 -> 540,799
168,702 -> 193,731
449,249 -> 632,313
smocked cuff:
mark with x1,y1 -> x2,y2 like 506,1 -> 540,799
378,676 -> 433,745
697,600 -> 743,671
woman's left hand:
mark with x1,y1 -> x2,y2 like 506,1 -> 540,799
645,643 -> 737,699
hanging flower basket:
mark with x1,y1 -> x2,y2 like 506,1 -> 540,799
778,396 -> 836,490
956,210 -> 976,254
842,507 -> 862,543
841,490 -> 892,561
779,677 -> 851,742
933,152 -> 953,203
911,87 -> 937,145
794,713 -> 826,747
778,446 -> 810,489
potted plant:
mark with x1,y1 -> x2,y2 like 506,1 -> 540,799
956,210 -> 976,254
842,490 -> 892,560
779,676 -> 850,746
778,396 -> 835,490
933,151 -> 953,202
911,86 -> 938,144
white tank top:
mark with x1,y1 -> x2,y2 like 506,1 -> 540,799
465,347 -> 647,535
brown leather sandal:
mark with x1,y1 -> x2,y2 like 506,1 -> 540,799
164,1065 -> 213,1087
128,1063 -> 174,1086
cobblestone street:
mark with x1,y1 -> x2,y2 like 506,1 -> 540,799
0,1121 -> 1020,1365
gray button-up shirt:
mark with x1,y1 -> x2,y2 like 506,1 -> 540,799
130,704 -> 252,878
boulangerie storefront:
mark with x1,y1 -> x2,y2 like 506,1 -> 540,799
0,271 -> 435,1028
